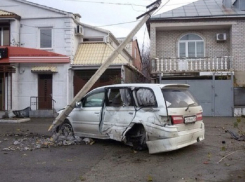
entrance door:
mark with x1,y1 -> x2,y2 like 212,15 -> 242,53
214,80 -> 233,116
38,74 -> 52,109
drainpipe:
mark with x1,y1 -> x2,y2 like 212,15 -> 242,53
19,23 -> 21,47
104,34 -> 109,43
10,73 -> 12,110
7,73 -> 8,111
159,73 -> 161,83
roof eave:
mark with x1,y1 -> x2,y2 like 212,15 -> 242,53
0,16 -> 21,20
13,0 -> 73,16
71,65 -> 122,70
149,14 -> 245,21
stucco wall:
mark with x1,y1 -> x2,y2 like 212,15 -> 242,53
11,63 -> 70,111
1,0 -> 81,110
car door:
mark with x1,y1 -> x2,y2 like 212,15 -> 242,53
69,89 -> 106,138
99,87 -> 136,141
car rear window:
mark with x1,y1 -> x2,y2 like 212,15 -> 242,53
162,89 -> 198,108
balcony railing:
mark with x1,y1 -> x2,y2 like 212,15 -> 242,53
151,57 -> 232,73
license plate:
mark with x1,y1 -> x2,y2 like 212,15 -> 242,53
184,116 -> 196,123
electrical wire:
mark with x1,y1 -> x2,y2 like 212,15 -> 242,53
97,20 -> 139,27
21,0 -> 174,29
64,0 -> 146,7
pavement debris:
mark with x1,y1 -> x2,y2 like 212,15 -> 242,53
1,131 -> 90,151
83,138 -> 95,145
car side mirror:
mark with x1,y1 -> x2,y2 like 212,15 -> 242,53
76,101 -> 82,108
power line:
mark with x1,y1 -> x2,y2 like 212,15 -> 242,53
21,0 -> 178,29
21,19 -> 140,29
130,5 -> 146,12
64,0 -> 146,7
97,20 -> 139,27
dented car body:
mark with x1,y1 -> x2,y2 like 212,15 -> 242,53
57,84 -> 205,154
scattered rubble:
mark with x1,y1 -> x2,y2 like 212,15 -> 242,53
1,130 -> 92,151
83,138 -> 95,145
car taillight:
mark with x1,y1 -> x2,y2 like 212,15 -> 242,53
171,115 -> 184,125
196,113 -> 203,121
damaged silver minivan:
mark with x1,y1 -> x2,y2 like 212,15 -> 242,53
56,84 -> 205,154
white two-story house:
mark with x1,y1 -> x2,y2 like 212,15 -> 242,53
0,0 -> 140,117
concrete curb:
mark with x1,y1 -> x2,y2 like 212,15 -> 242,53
0,118 -> 31,123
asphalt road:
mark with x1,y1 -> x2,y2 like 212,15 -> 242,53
0,117 -> 245,182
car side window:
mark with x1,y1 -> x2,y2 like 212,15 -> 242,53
83,92 -> 104,107
135,88 -> 157,107
107,88 -> 132,107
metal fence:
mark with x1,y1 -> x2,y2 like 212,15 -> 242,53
30,96 -> 56,110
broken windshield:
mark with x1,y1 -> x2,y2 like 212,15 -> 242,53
162,89 -> 198,108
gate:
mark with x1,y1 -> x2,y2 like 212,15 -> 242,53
161,76 -> 233,116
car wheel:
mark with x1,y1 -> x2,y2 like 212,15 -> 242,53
57,122 -> 74,139
127,125 -> 147,151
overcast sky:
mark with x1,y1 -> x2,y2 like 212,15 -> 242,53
28,0 -> 197,50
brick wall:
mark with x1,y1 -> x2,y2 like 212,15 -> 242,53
154,29 -> 230,58
231,21 -> 245,71
132,40 -> 142,71
150,20 -> 245,72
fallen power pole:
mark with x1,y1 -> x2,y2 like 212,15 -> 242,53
48,0 -> 162,131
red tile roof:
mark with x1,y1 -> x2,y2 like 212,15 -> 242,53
0,46 -> 70,63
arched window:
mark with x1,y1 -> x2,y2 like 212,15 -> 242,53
178,34 -> 204,58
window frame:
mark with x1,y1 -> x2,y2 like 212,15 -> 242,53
0,26 -> 10,46
105,87 -> 134,107
162,89 -> 198,108
134,87 -> 158,108
178,33 -> 205,58
39,27 -> 53,49
82,90 -> 105,108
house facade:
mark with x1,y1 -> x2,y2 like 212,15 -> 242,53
117,37 -> 143,72
0,0 -> 141,116
0,0 -> 84,115
72,27 -> 144,95
147,0 -> 245,116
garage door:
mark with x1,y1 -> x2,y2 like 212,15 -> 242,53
161,79 -> 233,116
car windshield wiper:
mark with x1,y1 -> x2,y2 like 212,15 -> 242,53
185,103 -> 196,111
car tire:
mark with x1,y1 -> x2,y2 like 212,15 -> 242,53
127,125 -> 147,151
57,122 -> 74,138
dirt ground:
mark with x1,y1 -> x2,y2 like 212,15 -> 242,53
0,117 -> 245,182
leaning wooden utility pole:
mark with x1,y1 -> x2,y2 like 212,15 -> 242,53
48,0 -> 162,131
